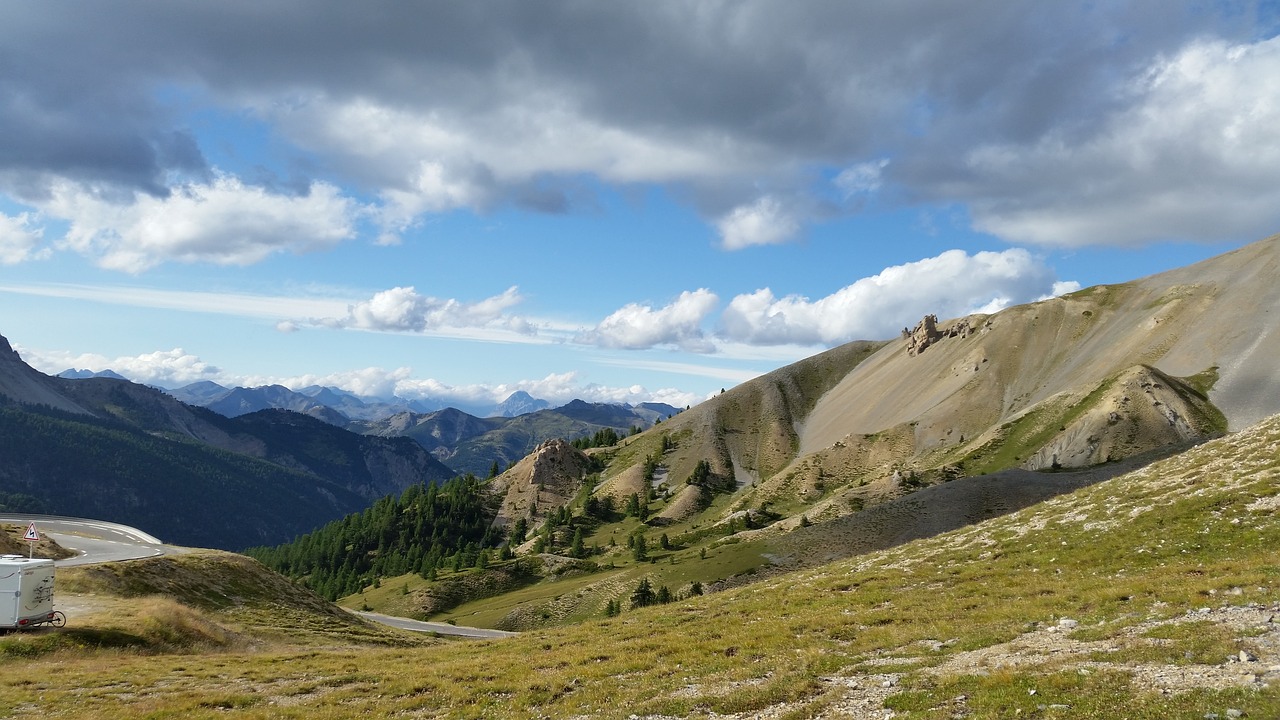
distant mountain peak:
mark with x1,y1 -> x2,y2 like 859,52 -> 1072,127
57,368 -> 128,381
493,390 -> 550,417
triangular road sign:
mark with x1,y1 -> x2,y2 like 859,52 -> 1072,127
23,522 -> 39,542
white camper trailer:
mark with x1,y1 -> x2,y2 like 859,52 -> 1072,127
0,556 -> 57,630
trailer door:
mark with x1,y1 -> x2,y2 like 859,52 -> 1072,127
1,569 -> 18,627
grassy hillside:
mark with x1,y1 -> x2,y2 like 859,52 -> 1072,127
0,551 -> 422,661
4,413 -> 1279,717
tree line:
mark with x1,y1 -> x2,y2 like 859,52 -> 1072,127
245,474 -> 505,600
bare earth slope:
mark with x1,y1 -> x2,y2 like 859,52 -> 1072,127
0,336 -> 93,416
802,233 -> 1280,459
571,235 -> 1279,551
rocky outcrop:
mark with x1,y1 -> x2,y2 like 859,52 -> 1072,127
903,315 -> 976,357
490,439 -> 594,529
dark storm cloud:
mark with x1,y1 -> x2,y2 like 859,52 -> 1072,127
2,1 -> 1276,249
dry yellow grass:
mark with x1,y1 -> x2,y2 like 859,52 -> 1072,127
4,413 -> 1280,718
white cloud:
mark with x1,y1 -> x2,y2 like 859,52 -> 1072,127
577,289 -> 719,352
961,36 -> 1280,247
46,175 -> 359,272
306,285 -> 536,337
0,212 -> 49,264
455,371 -> 700,409
716,196 -> 802,250
720,248 -> 1074,345
834,159 -> 889,197
245,366 -> 417,400
384,369 -> 704,410
1046,280 -> 1082,298
21,346 -> 222,387
19,342 -> 704,408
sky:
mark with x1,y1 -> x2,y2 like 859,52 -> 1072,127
2,2 -> 1279,411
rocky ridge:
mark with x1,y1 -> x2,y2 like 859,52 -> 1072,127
489,438 -> 595,530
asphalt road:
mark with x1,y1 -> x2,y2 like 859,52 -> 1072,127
354,611 -> 517,639
0,514 -> 168,566
1,514 -> 516,640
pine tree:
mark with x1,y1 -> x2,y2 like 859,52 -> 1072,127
570,528 -> 585,558
632,534 -> 648,562
630,578 -> 655,608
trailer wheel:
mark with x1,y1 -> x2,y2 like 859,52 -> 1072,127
50,611 -> 66,628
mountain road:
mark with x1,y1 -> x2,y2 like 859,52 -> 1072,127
0,513 -> 168,566
1,514 -> 515,640
354,611 -> 517,639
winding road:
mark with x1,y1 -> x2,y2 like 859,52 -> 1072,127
0,514 -> 167,566
1,514 -> 514,639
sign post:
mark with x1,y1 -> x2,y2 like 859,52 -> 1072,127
23,522 -> 39,559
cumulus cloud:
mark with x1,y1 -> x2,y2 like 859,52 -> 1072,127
18,340 -> 704,408
302,285 -> 535,336
244,366 -> 417,400
716,197 -> 803,250
21,346 -> 222,388
720,248 -> 1074,345
46,176 -> 359,272
929,36 -> 1280,247
19,339 -> 707,410
392,370 -> 702,410
0,212 -> 48,264
577,289 -> 718,352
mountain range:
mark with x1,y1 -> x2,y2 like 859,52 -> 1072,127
2,331 -> 681,546
0,340 -> 456,549
52,370 -> 683,478
156,380 -> 678,476
160,380 -> 577,422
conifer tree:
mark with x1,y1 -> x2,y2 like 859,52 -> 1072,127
630,578 -> 655,608
632,533 -> 648,562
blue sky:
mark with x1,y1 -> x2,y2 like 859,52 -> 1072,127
2,2 -> 1279,410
